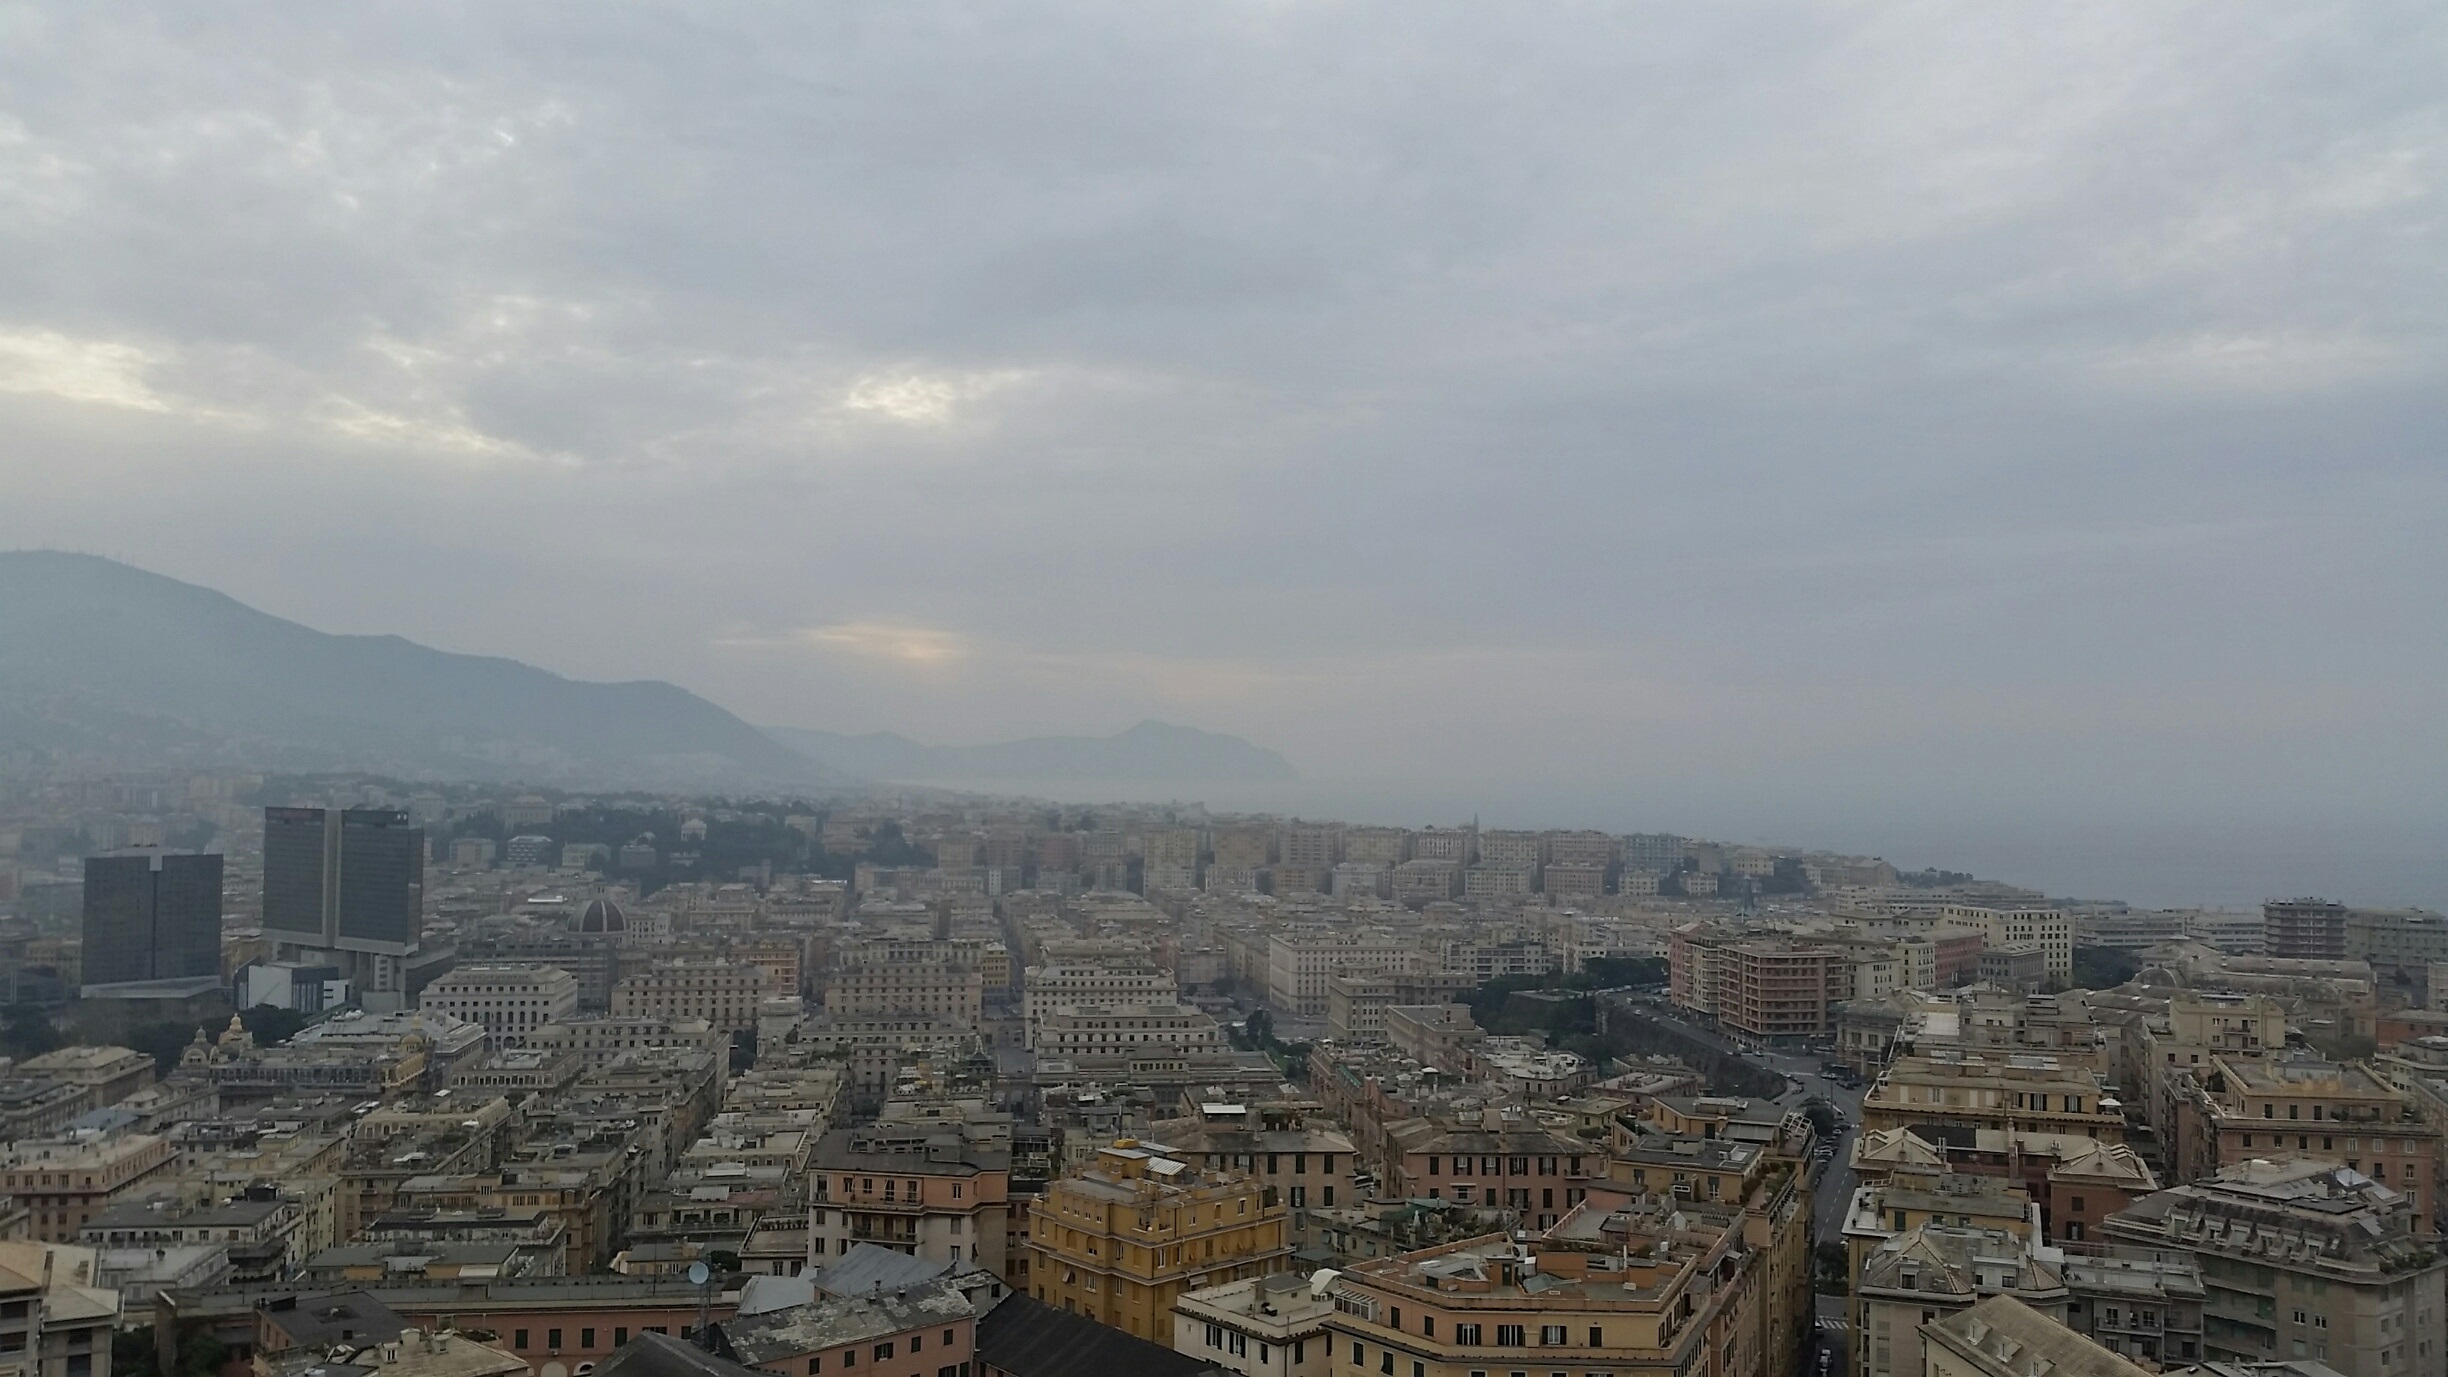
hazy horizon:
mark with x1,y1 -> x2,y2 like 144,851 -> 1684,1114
2,5 -> 2442,913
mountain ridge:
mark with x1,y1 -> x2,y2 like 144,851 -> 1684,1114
0,550 -> 833,790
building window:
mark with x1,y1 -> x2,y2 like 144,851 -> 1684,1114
615,1330 -> 629,1347
1457,1325 -> 1483,1346
582,1330 -> 596,1349
1497,1326 -> 1525,1347
809,1361 -> 821,1375
1540,1328 -> 1566,1347
515,1331 -> 530,1351
549,1331 -> 563,1351
1588,1328 -> 1602,1347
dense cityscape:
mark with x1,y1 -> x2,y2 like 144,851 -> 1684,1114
2,10 -> 2441,1377
0,769 -> 2437,1377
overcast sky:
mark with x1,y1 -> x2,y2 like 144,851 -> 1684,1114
2,4 -> 2443,904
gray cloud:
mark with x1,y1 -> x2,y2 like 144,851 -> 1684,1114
2,2 -> 2444,903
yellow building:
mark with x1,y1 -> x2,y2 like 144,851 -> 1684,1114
1027,1140 -> 1289,1341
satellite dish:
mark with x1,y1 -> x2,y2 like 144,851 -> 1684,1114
687,1261 -> 712,1286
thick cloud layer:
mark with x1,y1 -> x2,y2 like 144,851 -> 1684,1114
2,3 -> 2442,904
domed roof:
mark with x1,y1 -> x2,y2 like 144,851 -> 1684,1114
577,897 -> 626,933
2135,964 -> 2186,989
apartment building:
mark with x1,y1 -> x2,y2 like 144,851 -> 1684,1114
1024,965 -> 1174,1047
1861,1054 -> 2124,1145
1323,1205 -> 1800,1377
1475,832 -> 1543,871
716,1274 -> 977,1377
2058,1246 -> 2206,1368
1390,862 -> 1460,905
1148,1102 -> 1359,1253
2075,910 -> 2189,950
522,1015 -> 726,1071
1027,1142 -> 1289,1341
1032,1003 -> 1229,1068
1852,1223 -> 2067,1377
1460,868 -> 1532,904
2101,1159 -> 2446,1377
1175,1273 -> 1334,1377
1542,832 -> 1617,870
1343,830 -> 1410,867
0,1133 -> 175,1242
1714,941 -> 1834,1042
1841,1169 -> 2041,1279
421,966 -> 580,1048
2198,1053 -> 2440,1227
14,1047 -> 155,1109
1281,828 -> 1341,872
1380,1115 -> 1598,1229
0,1240 -> 121,1377
807,1126 -> 1010,1273
1942,905 -> 2071,980
823,964 -> 985,1030
1325,971 -> 1478,1045
612,959 -> 771,1034
1267,934 -> 1420,1019
1540,865 -> 1604,904
1923,1296 -> 2150,1377
2265,899 -> 2350,961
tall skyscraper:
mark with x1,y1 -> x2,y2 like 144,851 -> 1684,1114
81,850 -> 224,988
261,807 -> 425,1005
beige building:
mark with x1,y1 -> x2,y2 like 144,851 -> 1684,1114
1852,1223 -> 2066,1377
1149,1101 -> 1360,1253
807,1125 -> 1009,1273
2198,1052 -> 2441,1231
822,962 -> 984,1029
0,1240 -> 121,1377
421,965 -> 580,1047
2101,1158 -> 2446,1377
1175,1273 -> 1335,1377
1033,1002 -> 1229,1067
1861,1054 -> 2124,1144
1923,1295 -> 2152,1377
522,1014 -> 725,1070
612,958 -> 771,1034
1267,933 -> 1420,1019
0,1134 -> 174,1242
1942,905 -> 2072,980
13,1048 -> 154,1108
1024,964 -> 1174,1047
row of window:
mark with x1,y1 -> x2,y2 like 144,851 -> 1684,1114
1364,1318 -> 1606,1348
1422,1157 -> 1583,1177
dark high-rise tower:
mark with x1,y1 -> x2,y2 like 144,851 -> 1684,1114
261,806 -> 424,952
81,850 -> 224,987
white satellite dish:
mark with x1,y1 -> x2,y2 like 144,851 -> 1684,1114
688,1261 -> 712,1286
